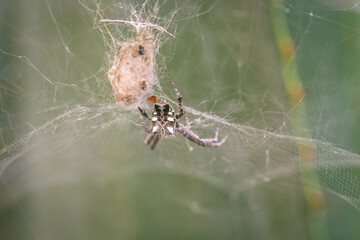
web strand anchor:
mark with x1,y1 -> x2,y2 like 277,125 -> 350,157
99,19 -> 175,39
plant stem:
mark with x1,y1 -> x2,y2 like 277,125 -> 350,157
269,1 -> 329,239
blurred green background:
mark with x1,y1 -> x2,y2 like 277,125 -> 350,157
0,0 -> 360,239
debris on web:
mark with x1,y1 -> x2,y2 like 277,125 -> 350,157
100,19 -> 175,106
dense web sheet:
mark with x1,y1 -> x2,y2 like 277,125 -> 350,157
0,0 -> 360,239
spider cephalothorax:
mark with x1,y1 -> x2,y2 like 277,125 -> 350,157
138,79 -> 228,150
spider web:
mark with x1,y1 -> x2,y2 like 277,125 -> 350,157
0,0 -> 360,239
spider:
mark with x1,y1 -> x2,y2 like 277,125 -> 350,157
138,79 -> 228,149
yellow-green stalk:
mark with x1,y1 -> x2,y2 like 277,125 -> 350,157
270,0 -> 328,239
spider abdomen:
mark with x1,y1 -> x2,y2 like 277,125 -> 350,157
151,120 -> 176,137
149,100 -> 176,137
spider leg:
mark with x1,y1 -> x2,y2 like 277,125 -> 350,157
138,106 -> 151,120
184,110 -> 190,127
169,79 -> 184,119
201,126 -> 219,142
214,126 -> 219,140
140,115 -> 151,133
150,134 -> 161,150
145,133 -> 161,150
176,123 -> 228,147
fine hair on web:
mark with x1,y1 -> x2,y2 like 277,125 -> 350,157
0,0 -> 360,231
